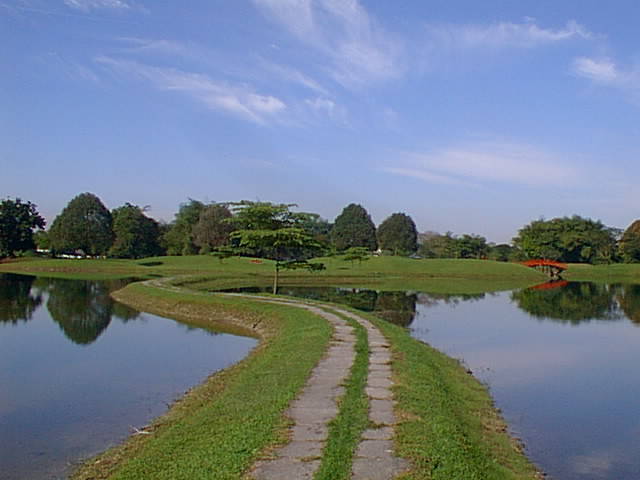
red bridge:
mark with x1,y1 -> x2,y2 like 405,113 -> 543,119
522,259 -> 568,279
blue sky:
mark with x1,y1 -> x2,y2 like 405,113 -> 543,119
2,0 -> 640,243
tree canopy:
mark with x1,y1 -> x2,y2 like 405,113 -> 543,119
229,201 -> 324,293
49,193 -> 113,256
418,232 -> 488,259
513,215 -> 618,264
331,203 -> 377,251
619,220 -> 640,263
109,203 -> 163,259
162,199 -> 206,255
192,204 -> 234,254
0,198 -> 45,258
377,212 -> 417,255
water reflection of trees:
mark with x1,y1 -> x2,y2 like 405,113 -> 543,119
616,284 -> 640,324
511,282 -> 623,324
0,274 -> 43,324
40,278 -> 140,345
271,286 -> 419,326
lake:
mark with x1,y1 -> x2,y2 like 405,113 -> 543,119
0,274 -> 256,480
221,282 -> 640,480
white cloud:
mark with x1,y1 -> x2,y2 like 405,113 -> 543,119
573,57 -> 619,83
96,56 -> 286,124
426,19 -> 592,50
64,0 -> 132,11
572,56 -> 640,102
384,142 -> 580,188
253,0 -> 403,87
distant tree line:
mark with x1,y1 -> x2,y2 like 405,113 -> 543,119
3,192 -> 640,266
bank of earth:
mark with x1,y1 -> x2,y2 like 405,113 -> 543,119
4,256 -> 622,478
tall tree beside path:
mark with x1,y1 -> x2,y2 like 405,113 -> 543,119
109,203 -> 163,259
229,201 -> 324,294
377,212 -> 418,255
331,203 -> 377,251
49,192 -> 113,256
0,198 -> 45,258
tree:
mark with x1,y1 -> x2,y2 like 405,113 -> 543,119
162,199 -> 206,255
0,198 -> 45,258
418,232 -> 487,259
418,232 -> 457,258
33,230 -> 51,251
377,213 -> 418,255
454,234 -> 489,259
292,212 -> 332,254
513,216 -> 618,264
229,201 -> 324,294
192,204 -> 234,254
620,220 -> 640,263
109,203 -> 163,259
331,203 -> 377,251
49,193 -> 113,256
487,243 -> 518,262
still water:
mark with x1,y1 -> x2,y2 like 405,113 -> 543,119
0,274 -> 256,480
221,283 -> 640,480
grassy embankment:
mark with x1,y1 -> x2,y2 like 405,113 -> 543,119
72,279 -> 541,479
72,282 -> 333,480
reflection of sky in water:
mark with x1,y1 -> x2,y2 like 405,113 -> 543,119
411,290 -> 640,480
0,276 -> 256,480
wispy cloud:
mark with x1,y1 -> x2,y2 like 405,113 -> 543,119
304,96 -> 347,123
64,0 -> 133,12
426,19 -> 593,50
383,142 -> 580,188
96,56 -> 287,124
116,37 -> 191,56
253,0 -> 403,87
260,60 -> 329,95
572,56 -> 640,105
573,56 -> 620,83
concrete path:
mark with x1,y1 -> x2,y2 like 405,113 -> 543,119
251,302 -> 356,479
235,296 -> 409,480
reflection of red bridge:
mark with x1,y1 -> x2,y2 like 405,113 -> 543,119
530,280 -> 569,290
522,259 -> 568,279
